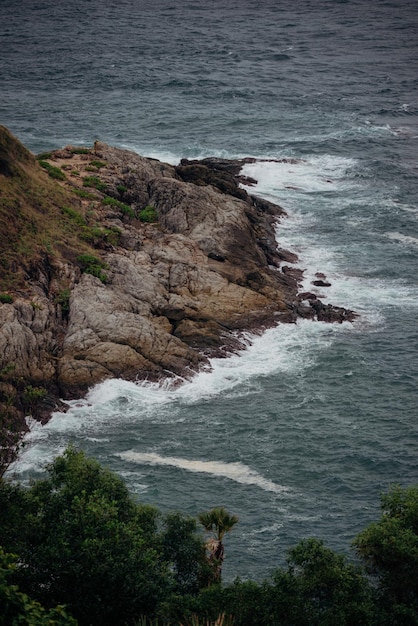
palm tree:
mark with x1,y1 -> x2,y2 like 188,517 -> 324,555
198,507 -> 239,583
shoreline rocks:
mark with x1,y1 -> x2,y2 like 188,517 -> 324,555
0,128 -> 356,470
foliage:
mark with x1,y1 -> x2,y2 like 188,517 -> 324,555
0,406 -> 23,480
268,538 -> 376,626
76,253 -> 108,283
198,508 -> 239,584
139,205 -> 158,223
80,225 -> 121,247
354,484 -> 418,624
0,293 -> 13,304
1,446 -> 417,626
0,448 -> 166,625
0,547 -> 77,625
36,151 -> 53,160
198,509 -> 239,544
82,175 -> 107,192
90,160 -> 107,169
71,188 -> 97,199
117,184 -> 127,194
162,512 -> 208,596
39,160 -> 66,181
54,288 -> 71,315
62,205 -> 86,226
102,195 -> 136,218
0,448 -> 208,626
0,363 -> 16,379
70,147 -> 91,155
22,385 -> 47,411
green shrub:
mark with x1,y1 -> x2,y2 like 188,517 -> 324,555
80,225 -> 121,247
117,184 -> 127,194
72,188 -> 97,199
0,293 -> 13,304
55,289 -> 71,315
139,205 -> 158,223
90,160 -> 107,169
23,386 -> 47,410
62,206 -> 86,227
70,147 -> 91,154
102,196 -> 135,218
82,176 -> 108,193
36,151 -> 53,160
39,161 -> 66,181
0,363 -> 16,379
77,253 -> 108,283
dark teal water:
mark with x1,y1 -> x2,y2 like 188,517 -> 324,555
2,0 -> 418,581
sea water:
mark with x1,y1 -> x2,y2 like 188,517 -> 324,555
1,0 -> 417,581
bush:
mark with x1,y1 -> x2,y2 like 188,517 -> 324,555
54,289 -> 71,315
77,253 -> 108,283
139,205 -> 158,223
90,160 -> 107,169
0,293 -> 13,304
23,385 -> 47,409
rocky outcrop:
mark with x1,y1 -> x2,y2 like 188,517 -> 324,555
0,129 -> 356,467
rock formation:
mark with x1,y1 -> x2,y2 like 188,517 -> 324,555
0,126 -> 356,470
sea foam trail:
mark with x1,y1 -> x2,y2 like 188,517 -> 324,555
116,451 -> 290,494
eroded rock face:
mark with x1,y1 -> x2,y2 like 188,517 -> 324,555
0,138 -> 356,427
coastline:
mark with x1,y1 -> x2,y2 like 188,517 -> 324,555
0,127 -> 355,473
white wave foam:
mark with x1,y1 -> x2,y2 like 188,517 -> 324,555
386,232 -> 418,247
117,451 -> 290,494
241,154 -> 356,196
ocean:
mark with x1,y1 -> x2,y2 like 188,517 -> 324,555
1,0 -> 417,581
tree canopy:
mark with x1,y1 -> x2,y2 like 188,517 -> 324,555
0,448 -> 417,626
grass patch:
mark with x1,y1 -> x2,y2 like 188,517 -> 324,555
102,196 -> 135,218
82,176 -> 108,193
72,188 -> 97,200
90,160 -> 107,169
80,225 -> 121,247
0,127 -> 106,292
62,206 -> 87,227
116,184 -> 127,194
70,147 -> 91,155
39,160 -> 66,181
36,151 -> 53,160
